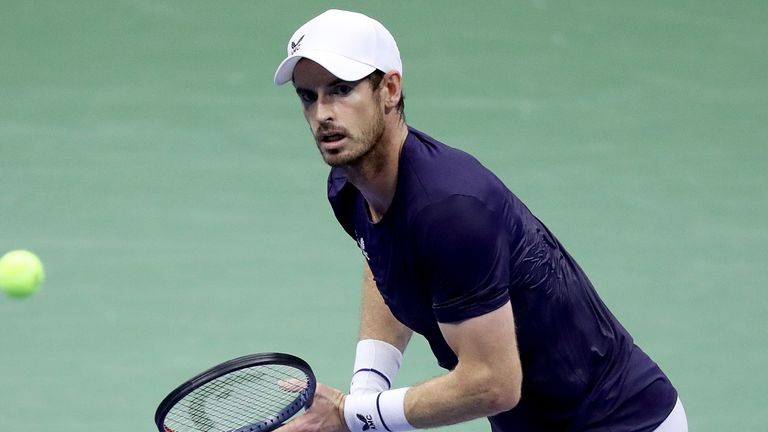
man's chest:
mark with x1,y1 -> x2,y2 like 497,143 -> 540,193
352,217 -> 437,334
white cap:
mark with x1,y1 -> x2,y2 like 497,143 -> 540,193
273,9 -> 402,86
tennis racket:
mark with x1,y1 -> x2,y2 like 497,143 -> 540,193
155,352 -> 316,432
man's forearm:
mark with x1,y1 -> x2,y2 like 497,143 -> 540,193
403,362 -> 512,428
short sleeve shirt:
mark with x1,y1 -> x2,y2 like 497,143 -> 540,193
328,127 -> 677,431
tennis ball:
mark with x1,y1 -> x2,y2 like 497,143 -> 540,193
0,250 -> 45,298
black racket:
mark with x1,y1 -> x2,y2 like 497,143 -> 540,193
155,353 -> 316,432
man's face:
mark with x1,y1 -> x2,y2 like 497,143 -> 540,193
292,59 -> 385,167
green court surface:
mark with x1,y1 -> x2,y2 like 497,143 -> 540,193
1,1 -> 766,431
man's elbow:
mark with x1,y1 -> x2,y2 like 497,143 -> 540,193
484,377 -> 521,415
458,358 -> 522,415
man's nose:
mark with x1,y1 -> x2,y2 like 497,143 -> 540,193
313,94 -> 335,123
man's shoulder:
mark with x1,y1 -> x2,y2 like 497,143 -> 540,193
402,127 -> 509,209
327,167 -> 348,199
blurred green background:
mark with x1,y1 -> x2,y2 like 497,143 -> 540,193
1,1 -> 766,431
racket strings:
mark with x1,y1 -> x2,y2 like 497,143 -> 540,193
169,368 -> 304,431
179,372 -> 301,426
165,364 -> 310,432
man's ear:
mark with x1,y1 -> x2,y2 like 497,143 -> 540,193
381,70 -> 403,111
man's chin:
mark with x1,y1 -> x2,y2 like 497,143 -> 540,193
321,149 -> 360,167
318,139 -> 376,167
323,154 -> 355,167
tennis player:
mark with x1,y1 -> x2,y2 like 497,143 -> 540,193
273,9 -> 688,432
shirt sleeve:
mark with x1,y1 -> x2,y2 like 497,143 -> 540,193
413,194 -> 511,323
327,169 -> 358,241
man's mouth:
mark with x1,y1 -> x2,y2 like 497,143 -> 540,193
319,132 -> 346,143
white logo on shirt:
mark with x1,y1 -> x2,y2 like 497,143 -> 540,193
357,237 -> 370,261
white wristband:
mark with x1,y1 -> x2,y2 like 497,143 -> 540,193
350,339 -> 403,395
344,388 -> 414,432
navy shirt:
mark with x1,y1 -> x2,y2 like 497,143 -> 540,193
328,127 -> 677,431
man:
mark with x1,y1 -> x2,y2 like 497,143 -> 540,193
272,9 -> 687,432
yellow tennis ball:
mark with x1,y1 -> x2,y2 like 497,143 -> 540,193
0,250 -> 45,298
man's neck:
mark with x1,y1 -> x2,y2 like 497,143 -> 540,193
344,121 -> 409,223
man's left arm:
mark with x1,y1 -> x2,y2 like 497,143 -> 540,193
274,301 -> 521,432
402,300 -> 522,427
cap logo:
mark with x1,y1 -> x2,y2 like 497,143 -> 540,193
290,35 -> 305,54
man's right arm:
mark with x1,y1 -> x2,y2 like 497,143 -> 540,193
347,261 -> 412,401
359,260 -> 412,351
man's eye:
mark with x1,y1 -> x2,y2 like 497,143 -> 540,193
297,91 -> 316,103
333,85 -> 353,96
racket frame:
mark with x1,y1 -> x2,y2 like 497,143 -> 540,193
155,352 -> 316,432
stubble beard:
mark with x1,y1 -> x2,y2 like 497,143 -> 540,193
318,107 -> 385,168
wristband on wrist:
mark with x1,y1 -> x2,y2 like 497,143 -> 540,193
350,339 -> 403,395
343,388 -> 414,432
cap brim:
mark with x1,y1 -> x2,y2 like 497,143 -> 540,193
273,50 -> 377,85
